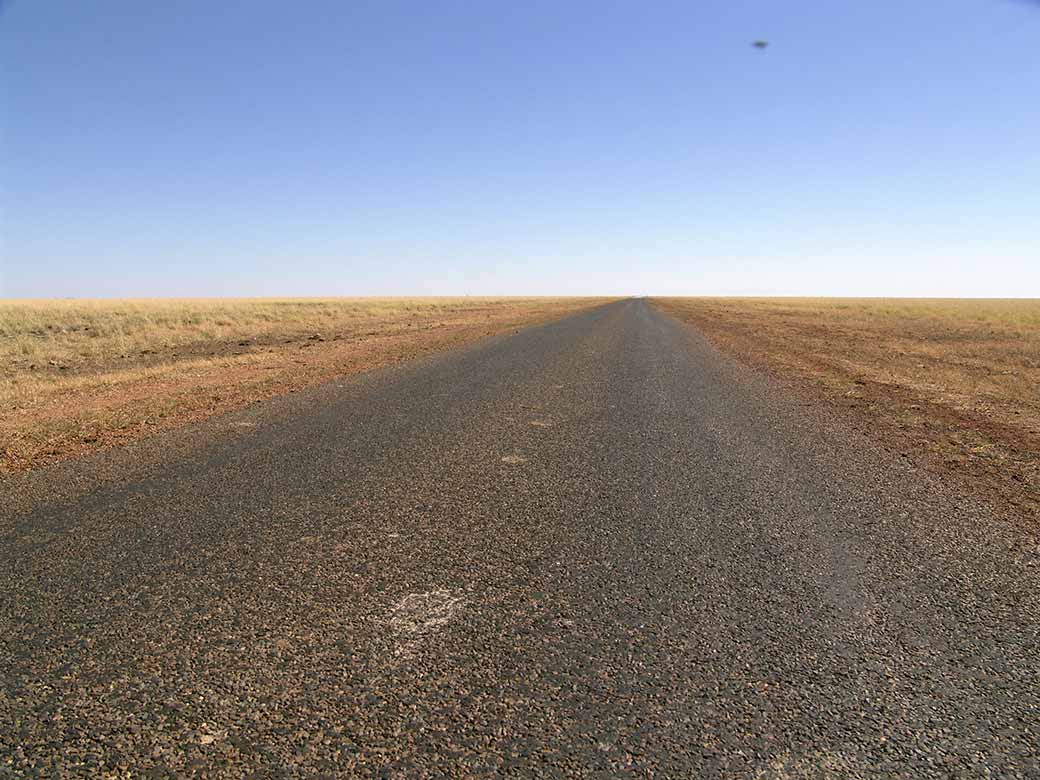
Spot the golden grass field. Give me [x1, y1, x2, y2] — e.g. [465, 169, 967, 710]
[654, 297, 1040, 521]
[1, 297, 612, 473]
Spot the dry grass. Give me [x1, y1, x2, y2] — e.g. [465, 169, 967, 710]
[654, 297, 1040, 521]
[2, 298, 553, 369]
[1, 297, 611, 473]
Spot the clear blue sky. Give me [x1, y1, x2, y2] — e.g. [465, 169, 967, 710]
[2, 0, 1038, 297]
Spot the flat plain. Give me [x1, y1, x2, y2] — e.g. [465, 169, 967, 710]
[654, 297, 1040, 521]
[0, 297, 612, 472]
[3, 299, 1037, 777]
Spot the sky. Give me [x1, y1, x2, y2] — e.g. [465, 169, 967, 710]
[1, 0, 1038, 298]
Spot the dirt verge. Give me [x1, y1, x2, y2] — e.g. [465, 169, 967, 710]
[653, 297, 1040, 523]
[1, 298, 612, 473]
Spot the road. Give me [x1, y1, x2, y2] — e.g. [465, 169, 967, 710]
[2, 299, 1038, 778]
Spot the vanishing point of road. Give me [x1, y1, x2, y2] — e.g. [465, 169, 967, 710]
[2, 299, 1038, 778]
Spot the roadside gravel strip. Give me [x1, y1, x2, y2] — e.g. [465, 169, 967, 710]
[2, 299, 1038, 777]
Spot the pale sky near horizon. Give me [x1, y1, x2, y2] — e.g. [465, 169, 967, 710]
[2, 0, 1038, 298]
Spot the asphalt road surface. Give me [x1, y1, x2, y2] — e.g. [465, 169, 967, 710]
[2, 299, 1038, 779]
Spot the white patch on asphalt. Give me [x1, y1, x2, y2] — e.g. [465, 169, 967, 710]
[756, 748, 869, 779]
[197, 726, 228, 746]
[387, 589, 464, 658]
[501, 454, 527, 464]
[529, 419, 553, 427]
